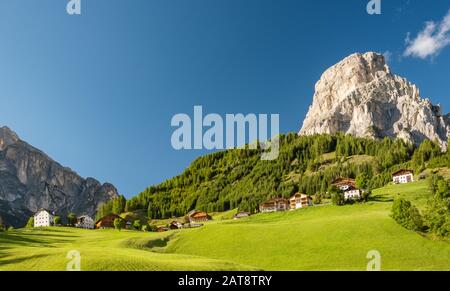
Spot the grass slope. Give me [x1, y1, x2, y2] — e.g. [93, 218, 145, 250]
[1, 180, 449, 270]
[0, 228, 254, 271]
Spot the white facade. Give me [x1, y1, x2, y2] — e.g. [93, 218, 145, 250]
[344, 189, 361, 200]
[290, 194, 313, 210]
[393, 173, 414, 184]
[260, 200, 289, 213]
[34, 210, 54, 227]
[76, 215, 95, 229]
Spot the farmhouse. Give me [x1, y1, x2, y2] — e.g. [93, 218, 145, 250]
[259, 198, 289, 213]
[95, 214, 125, 229]
[392, 170, 414, 184]
[233, 212, 250, 219]
[289, 193, 313, 210]
[169, 221, 183, 229]
[332, 178, 362, 200]
[76, 215, 94, 229]
[34, 209, 54, 227]
[157, 226, 169, 232]
[187, 210, 210, 223]
[332, 178, 356, 191]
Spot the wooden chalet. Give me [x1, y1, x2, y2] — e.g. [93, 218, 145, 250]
[95, 214, 125, 229]
[289, 193, 313, 210]
[233, 212, 250, 219]
[169, 221, 183, 229]
[331, 178, 356, 191]
[259, 198, 289, 213]
[187, 210, 210, 223]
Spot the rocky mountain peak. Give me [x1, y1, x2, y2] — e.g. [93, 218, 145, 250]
[0, 126, 119, 227]
[299, 52, 449, 149]
[0, 126, 19, 151]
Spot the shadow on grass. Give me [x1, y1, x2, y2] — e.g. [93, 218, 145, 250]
[370, 194, 394, 203]
[0, 253, 50, 268]
[0, 231, 79, 248]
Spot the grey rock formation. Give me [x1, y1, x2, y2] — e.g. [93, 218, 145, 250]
[0, 126, 118, 227]
[299, 52, 449, 149]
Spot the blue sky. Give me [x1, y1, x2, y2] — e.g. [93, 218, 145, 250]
[0, 0, 450, 198]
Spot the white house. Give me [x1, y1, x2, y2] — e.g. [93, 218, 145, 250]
[392, 170, 414, 184]
[76, 215, 95, 229]
[344, 189, 361, 200]
[289, 193, 313, 210]
[332, 178, 362, 200]
[34, 209, 54, 227]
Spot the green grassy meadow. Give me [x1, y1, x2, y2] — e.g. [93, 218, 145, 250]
[1, 180, 450, 271]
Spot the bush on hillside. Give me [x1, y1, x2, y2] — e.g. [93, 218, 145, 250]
[424, 196, 450, 237]
[114, 218, 125, 231]
[361, 190, 372, 202]
[26, 217, 34, 228]
[54, 216, 61, 226]
[67, 213, 77, 227]
[132, 220, 141, 230]
[331, 192, 345, 206]
[391, 197, 424, 231]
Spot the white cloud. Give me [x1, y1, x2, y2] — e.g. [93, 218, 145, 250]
[383, 51, 393, 63]
[404, 9, 450, 59]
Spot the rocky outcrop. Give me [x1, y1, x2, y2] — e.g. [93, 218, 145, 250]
[299, 52, 449, 149]
[0, 126, 118, 227]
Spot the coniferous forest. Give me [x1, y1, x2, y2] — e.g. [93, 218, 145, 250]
[111, 133, 450, 219]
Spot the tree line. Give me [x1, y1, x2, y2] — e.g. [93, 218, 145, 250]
[98, 133, 450, 220]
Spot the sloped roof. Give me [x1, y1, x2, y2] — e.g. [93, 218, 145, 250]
[332, 178, 356, 187]
[392, 169, 414, 177]
[33, 209, 54, 217]
[94, 213, 123, 225]
[187, 210, 207, 217]
[260, 197, 289, 206]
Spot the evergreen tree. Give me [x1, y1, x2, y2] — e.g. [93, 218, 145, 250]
[26, 217, 34, 228]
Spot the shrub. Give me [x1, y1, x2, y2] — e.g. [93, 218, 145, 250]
[313, 193, 322, 204]
[361, 190, 372, 202]
[391, 197, 423, 231]
[26, 217, 34, 228]
[132, 220, 141, 230]
[424, 196, 450, 237]
[67, 213, 77, 227]
[114, 218, 125, 231]
[54, 216, 61, 226]
[329, 185, 345, 206]
[331, 192, 345, 205]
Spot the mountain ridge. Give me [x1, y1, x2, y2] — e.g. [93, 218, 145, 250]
[0, 126, 119, 227]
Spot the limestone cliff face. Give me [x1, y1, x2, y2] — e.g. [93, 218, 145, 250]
[299, 52, 449, 149]
[0, 126, 118, 227]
